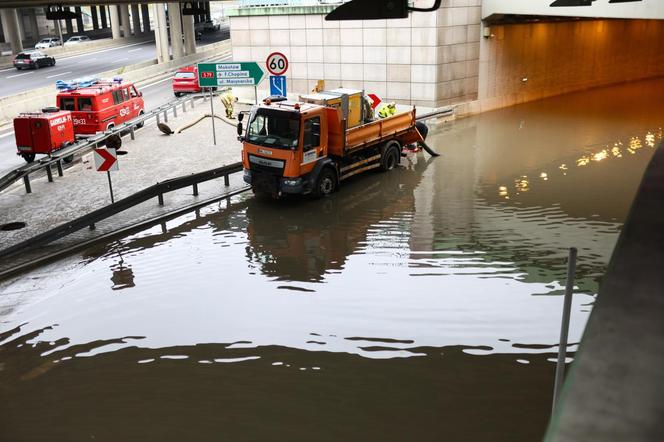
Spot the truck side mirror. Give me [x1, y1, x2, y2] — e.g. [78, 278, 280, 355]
[237, 122, 243, 137]
[238, 113, 244, 122]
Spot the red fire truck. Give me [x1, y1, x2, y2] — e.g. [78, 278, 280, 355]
[14, 108, 75, 163]
[14, 77, 145, 163]
[56, 77, 145, 134]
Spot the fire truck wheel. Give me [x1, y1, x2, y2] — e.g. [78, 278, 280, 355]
[174, 92, 182, 97]
[136, 111, 145, 128]
[21, 153, 35, 163]
[315, 168, 336, 198]
[63, 155, 74, 164]
[380, 141, 400, 172]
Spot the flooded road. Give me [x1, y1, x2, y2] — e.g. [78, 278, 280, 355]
[1, 77, 663, 441]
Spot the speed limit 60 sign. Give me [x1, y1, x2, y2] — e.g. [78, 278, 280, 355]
[266, 52, 288, 76]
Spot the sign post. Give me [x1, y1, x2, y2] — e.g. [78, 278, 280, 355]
[209, 87, 216, 145]
[197, 62, 265, 142]
[94, 147, 119, 204]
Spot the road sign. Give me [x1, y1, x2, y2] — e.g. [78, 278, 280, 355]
[270, 75, 287, 97]
[266, 52, 288, 76]
[94, 147, 118, 172]
[197, 62, 265, 87]
[367, 93, 381, 109]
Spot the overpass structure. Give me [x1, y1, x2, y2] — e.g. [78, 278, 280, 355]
[0, 2, 213, 65]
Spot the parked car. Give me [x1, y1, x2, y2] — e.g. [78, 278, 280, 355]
[172, 66, 202, 97]
[35, 37, 61, 49]
[13, 51, 56, 70]
[63, 35, 91, 46]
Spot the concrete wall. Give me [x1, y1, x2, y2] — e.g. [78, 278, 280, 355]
[228, 2, 482, 108]
[473, 19, 664, 113]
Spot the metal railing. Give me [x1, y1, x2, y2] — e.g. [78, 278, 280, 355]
[0, 161, 244, 260]
[0, 92, 209, 195]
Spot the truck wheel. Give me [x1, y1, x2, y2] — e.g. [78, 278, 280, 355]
[380, 141, 400, 171]
[63, 155, 74, 164]
[315, 168, 336, 198]
[21, 153, 35, 163]
[136, 110, 145, 128]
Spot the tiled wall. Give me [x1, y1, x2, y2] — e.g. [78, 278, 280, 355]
[476, 19, 664, 112]
[230, 1, 482, 108]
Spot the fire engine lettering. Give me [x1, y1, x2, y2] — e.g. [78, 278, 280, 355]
[56, 124, 65, 132]
[49, 116, 69, 127]
[119, 107, 130, 117]
[73, 118, 87, 125]
[102, 98, 109, 103]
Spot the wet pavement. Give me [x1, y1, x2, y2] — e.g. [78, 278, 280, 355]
[0, 96, 246, 264]
[1, 77, 663, 441]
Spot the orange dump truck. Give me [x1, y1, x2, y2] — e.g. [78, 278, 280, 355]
[238, 88, 427, 197]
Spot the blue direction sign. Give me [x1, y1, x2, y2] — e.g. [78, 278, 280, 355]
[197, 62, 265, 87]
[270, 75, 287, 97]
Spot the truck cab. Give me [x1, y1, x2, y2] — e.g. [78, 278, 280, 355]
[239, 89, 426, 198]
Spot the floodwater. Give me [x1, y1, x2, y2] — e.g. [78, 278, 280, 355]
[1, 77, 663, 441]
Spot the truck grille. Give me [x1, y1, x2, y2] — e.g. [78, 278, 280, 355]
[248, 154, 285, 176]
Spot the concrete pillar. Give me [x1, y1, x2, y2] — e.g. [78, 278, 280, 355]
[131, 4, 141, 36]
[110, 5, 121, 39]
[183, 13, 196, 55]
[91, 6, 99, 31]
[152, 3, 170, 63]
[196, 2, 204, 24]
[65, 9, 74, 36]
[100, 6, 108, 29]
[75, 7, 84, 33]
[168, 3, 184, 60]
[141, 4, 151, 34]
[119, 4, 131, 38]
[0, 9, 23, 54]
[29, 9, 40, 40]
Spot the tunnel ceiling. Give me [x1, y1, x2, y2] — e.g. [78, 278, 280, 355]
[484, 13, 602, 25]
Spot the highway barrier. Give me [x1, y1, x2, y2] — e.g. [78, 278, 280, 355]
[0, 161, 244, 261]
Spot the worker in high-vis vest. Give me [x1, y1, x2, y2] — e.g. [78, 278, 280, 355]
[378, 102, 396, 118]
[220, 90, 237, 119]
[363, 95, 374, 123]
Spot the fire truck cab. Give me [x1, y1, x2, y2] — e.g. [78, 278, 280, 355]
[55, 77, 145, 135]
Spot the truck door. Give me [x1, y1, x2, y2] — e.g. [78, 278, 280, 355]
[301, 116, 322, 174]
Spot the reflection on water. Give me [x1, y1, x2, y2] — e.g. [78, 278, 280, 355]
[2, 78, 664, 440]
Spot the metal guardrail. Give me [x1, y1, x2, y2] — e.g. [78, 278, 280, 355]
[0, 92, 212, 195]
[0, 161, 243, 260]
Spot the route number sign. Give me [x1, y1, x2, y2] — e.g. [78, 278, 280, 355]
[266, 52, 288, 76]
[197, 62, 265, 87]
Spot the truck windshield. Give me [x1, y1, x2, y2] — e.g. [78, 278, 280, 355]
[247, 110, 300, 149]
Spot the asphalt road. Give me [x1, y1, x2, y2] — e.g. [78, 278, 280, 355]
[0, 25, 230, 99]
[0, 49, 232, 176]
